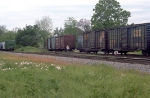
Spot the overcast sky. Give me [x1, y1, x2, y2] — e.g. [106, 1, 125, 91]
[0, 0, 150, 30]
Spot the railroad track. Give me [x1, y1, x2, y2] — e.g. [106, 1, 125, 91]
[3, 51, 150, 65]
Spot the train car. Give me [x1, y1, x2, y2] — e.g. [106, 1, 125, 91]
[108, 27, 121, 54]
[47, 37, 55, 51]
[107, 23, 150, 55]
[95, 30, 109, 54]
[82, 30, 108, 53]
[128, 23, 150, 55]
[47, 35, 76, 51]
[83, 31, 99, 53]
[60, 35, 76, 51]
[77, 36, 84, 52]
[0, 40, 15, 51]
[55, 36, 61, 51]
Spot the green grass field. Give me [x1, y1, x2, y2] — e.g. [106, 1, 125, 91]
[0, 52, 150, 98]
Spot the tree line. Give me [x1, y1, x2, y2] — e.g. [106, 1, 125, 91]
[0, 0, 131, 49]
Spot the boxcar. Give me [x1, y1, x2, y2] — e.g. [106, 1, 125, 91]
[107, 23, 150, 55]
[83, 31, 98, 53]
[108, 28, 121, 54]
[129, 23, 150, 55]
[0, 40, 15, 51]
[47, 37, 55, 51]
[5, 40, 15, 51]
[47, 35, 76, 51]
[61, 35, 76, 51]
[82, 30, 108, 53]
[95, 30, 109, 54]
[77, 36, 84, 52]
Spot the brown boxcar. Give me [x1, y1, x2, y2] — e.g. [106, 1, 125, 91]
[55, 35, 76, 51]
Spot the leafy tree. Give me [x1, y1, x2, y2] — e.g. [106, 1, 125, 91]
[64, 17, 84, 38]
[0, 25, 7, 34]
[77, 19, 91, 32]
[0, 31, 16, 42]
[53, 27, 64, 36]
[35, 16, 53, 33]
[35, 16, 53, 48]
[64, 17, 78, 35]
[15, 25, 40, 47]
[91, 0, 131, 30]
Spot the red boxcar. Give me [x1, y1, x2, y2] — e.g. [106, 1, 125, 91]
[54, 35, 76, 51]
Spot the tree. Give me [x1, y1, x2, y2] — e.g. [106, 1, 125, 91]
[0, 31, 16, 42]
[53, 27, 64, 36]
[0, 25, 7, 34]
[91, 0, 131, 30]
[35, 16, 53, 33]
[64, 17, 84, 38]
[15, 25, 40, 47]
[35, 16, 53, 48]
[12, 27, 21, 33]
[64, 17, 78, 35]
[77, 19, 91, 32]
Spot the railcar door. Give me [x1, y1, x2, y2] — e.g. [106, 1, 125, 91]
[90, 31, 95, 49]
[120, 28, 128, 50]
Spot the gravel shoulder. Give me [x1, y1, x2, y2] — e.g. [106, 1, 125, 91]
[4, 52, 150, 74]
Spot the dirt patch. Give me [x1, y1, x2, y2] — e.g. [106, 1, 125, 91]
[1, 52, 74, 66]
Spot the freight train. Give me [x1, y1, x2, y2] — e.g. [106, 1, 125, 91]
[0, 40, 15, 51]
[47, 22, 150, 56]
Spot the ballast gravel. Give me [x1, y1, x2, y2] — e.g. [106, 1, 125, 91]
[46, 55, 150, 74]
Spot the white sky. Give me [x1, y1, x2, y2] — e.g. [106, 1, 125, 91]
[0, 0, 150, 30]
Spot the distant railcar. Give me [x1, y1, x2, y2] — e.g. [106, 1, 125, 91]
[83, 31, 98, 53]
[47, 35, 76, 51]
[77, 36, 84, 52]
[47, 37, 55, 51]
[0, 40, 15, 51]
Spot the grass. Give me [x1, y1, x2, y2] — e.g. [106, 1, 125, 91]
[0, 52, 150, 98]
[14, 46, 48, 53]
